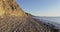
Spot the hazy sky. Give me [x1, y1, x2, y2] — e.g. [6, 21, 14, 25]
[16, 0, 60, 16]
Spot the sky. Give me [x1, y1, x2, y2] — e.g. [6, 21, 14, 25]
[16, 0, 60, 16]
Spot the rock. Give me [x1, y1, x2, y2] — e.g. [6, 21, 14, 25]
[0, 0, 26, 17]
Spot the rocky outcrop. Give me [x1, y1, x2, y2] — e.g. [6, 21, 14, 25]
[0, 0, 27, 17]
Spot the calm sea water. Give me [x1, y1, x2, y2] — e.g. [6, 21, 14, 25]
[39, 17, 60, 24]
[33, 16, 60, 29]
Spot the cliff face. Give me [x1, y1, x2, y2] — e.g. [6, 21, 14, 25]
[0, 0, 26, 17]
[0, 0, 56, 32]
